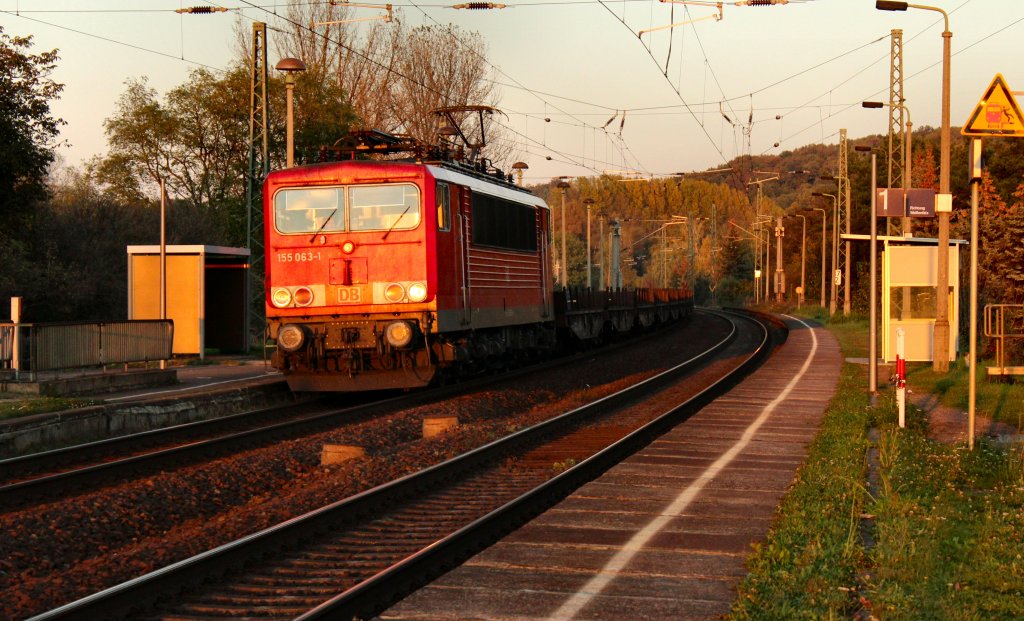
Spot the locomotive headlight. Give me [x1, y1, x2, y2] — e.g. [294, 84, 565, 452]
[384, 320, 414, 349]
[277, 324, 306, 352]
[292, 286, 314, 307]
[271, 287, 293, 308]
[341, 240, 355, 254]
[384, 282, 406, 303]
[407, 282, 428, 302]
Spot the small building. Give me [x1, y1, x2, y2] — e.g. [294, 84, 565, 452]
[128, 245, 250, 357]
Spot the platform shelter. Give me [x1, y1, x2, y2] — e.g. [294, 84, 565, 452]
[127, 245, 250, 358]
[882, 238, 965, 363]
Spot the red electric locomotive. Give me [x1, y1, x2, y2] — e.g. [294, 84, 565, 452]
[264, 130, 555, 391]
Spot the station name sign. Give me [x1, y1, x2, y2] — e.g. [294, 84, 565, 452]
[875, 188, 936, 218]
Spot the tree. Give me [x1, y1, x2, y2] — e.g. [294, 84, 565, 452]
[0, 27, 63, 229]
[271, 2, 402, 134]
[272, 8, 505, 164]
[95, 63, 354, 247]
[391, 25, 499, 147]
[96, 77, 174, 204]
[993, 180, 1024, 303]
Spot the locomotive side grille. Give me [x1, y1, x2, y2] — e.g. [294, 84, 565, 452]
[467, 247, 541, 289]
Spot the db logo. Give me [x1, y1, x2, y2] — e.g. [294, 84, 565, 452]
[337, 287, 362, 303]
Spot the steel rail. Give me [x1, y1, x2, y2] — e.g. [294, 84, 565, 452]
[0, 315, 697, 509]
[29, 309, 765, 621]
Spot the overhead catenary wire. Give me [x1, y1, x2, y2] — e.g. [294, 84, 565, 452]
[5, 0, 1021, 179]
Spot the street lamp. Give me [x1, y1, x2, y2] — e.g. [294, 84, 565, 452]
[812, 192, 838, 315]
[748, 177, 780, 302]
[512, 161, 528, 187]
[876, 0, 952, 371]
[583, 198, 595, 288]
[855, 145, 880, 400]
[275, 57, 306, 168]
[785, 214, 807, 308]
[728, 219, 768, 305]
[556, 180, 570, 288]
[863, 100, 914, 236]
[597, 210, 608, 291]
[752, 215, 772, 304]
[807, 207, 827, 309]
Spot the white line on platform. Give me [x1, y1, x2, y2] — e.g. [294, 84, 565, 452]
[104, 373, 280, 402]
[547, 315, 819, 621]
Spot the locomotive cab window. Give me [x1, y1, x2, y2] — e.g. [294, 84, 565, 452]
[274, 187, 344, 234]
[350, 184, 421, 232]
[436, 182, 451, 232]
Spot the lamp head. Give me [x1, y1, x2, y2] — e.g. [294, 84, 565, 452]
[275, 57, 306, 73]
[876, 1, 909, 10]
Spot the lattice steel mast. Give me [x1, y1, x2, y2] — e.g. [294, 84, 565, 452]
[888, 28, 905, 236]
[838, 129, 850, 315]
[246, 22, 269, 348]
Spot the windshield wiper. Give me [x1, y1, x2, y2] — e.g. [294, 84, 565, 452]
[381, 204, 412, 240]
[309, 208, 338, 244]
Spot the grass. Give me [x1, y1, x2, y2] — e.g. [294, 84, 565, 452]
[865, 416, 1024, 619]
[0, 395, 97, 421]
[730, 311, 1024, 620]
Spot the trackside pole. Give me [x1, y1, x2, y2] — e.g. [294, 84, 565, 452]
[11, 296, 22, 380]
[968, 139, 981, 450]
[896, 327, 906, 428]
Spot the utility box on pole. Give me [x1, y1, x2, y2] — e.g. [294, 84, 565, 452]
[128, 245, 250, 358]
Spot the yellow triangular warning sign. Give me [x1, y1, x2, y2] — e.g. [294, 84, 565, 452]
[962, 74, 1024, 137]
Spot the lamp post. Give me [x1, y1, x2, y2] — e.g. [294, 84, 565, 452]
[877, 0, 952, 371]
[856, 145, 880, 399]
[556, 180, 570, 288]
[808, 208, 827, 309]
[812, 192, 838, 315]
[583, 198, 595, 288]
[729, 218, 769, 305]
[512, 161, 528, 187]
[752, 216, 772, 304]
[787, 214, 807, 307]
[597, 210, 608, 290]
[748, 176, 780, 302]
[275, 58, 306, 168]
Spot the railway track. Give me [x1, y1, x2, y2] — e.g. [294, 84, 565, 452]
[29, 309, 777, 621]
[0, 312, 718, 511]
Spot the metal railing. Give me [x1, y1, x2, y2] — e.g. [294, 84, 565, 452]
[0, 320, 173, 380]
[983, 304, 1024, 376]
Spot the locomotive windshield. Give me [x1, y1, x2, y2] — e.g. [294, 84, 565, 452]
[273, 184, 421, 235]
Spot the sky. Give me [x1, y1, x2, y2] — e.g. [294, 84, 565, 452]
[2, 0, 1023, 184]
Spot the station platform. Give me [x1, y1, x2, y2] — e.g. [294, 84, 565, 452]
[381, 315, 842, 621]
[0, 358, 293, 457]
